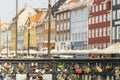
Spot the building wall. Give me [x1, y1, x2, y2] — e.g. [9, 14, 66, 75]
[88, 0, 111, 49]
[112, 0, 120, 43]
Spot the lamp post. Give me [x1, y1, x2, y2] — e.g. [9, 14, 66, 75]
[47, 0, 51, 57]
[6, 27, 9, 58]
[28, 15, 31, 56]
[15, 0, 18, 58]
[28, 26, 30, 56]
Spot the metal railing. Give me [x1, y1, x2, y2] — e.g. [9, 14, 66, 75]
[0, 58, 119, 80]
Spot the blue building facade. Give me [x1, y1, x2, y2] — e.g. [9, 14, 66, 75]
[70, 5, 90, 50]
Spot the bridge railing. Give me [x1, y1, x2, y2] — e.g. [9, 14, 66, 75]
[0, 58, 119, 80]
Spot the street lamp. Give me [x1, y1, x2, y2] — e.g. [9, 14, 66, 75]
[28, 13, 31, 56]
[47, 0, 51, 57]
[28, 26, 30, 56]
[16, 0, 18, 58]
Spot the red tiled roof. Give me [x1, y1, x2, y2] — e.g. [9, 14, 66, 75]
[30, 13, 43, 22]
[70, 0, 78, 2]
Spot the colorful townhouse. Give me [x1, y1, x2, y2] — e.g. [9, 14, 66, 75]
[0, 23, 10, 52]
[36, 10, 47, 51]
[11, 5, 37, 51]
[112, 0, 120, 43]
[70, 0, 92, 50]
[88, 0, 111, 49]
[28, 9, 47, 51]
[55, 0, 77, 50]
[43, 13, 56, 50]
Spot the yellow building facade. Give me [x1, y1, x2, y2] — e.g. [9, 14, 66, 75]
[24, 28, 37, 49]
[9, 23, 16, 51]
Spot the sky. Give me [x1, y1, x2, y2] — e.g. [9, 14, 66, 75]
[0, 0, 55, 23]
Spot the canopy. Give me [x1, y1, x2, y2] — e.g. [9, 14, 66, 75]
[102, 43, 120, 54]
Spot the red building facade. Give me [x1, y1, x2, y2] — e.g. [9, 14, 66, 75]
[88, 0, 111, 49]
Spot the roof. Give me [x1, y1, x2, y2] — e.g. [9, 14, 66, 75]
[56, 0, 94, 13]
[70, 0, 78, 2]
[0, 23, 8, 27]
[30, 13, 43, 22]
[51, 0, 66, 15]
[71, 0, 94, 10]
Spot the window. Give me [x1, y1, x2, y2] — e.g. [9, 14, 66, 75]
[89, 30, 91, 38]
[57, 24, 59, 31]
[89, 18, 91, 24]
[96, 28, 98, 37]
[118, 26, 120, 40]
[99, 15, 102, 22]
[112, 0, 116, 5]
[99, 4, 102, 11]
[112, 11, 116, 20]
[67, 22, 70, 29]
[92, 17, 94, 24]
[57, 15, 59, 21]
[103, 14, 106, 22]
[92, 29, 94, 38]
[64, 23, 66, 30]
[103, 27, 106, 36]
[117, 0, 120, 5]
[103, 3, 106, 10]
[112, 27, 115, 40]
[117, 10, 120, 19]
[103, 43, 106, 49]
[99, 28, 102, 37]
[92, 6, 94, 12]
[64, 12, 66, 19]
[60, 13, 63, 20]
[96, 16, 98, 23]
[96, 5, 98, 12]
[60, 24, 62, 31]
[68, 12, 70, 18]
[107, 27, 110, 36]
[117, 26, 120, 39]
